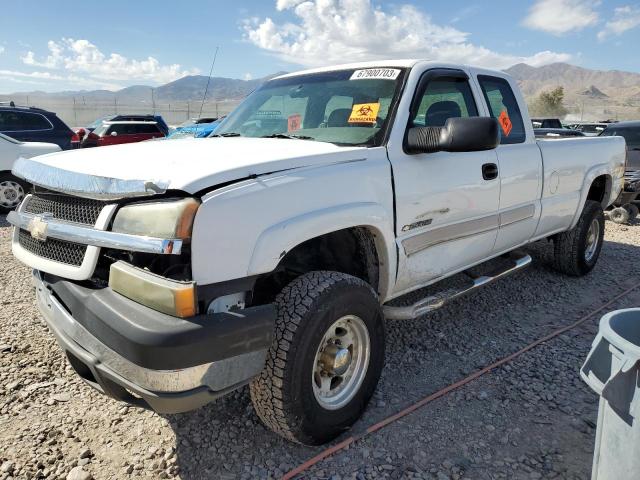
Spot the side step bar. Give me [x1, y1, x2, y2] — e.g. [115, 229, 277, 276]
[383, 252, 532, 320]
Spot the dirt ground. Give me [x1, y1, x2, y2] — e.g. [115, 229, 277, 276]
[1, 214, 639, 480]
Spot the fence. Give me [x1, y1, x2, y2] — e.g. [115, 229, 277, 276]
[1, 96, 244, 128]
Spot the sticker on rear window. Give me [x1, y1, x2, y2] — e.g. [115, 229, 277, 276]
[498, 110, 513, 136]
[350, 69, 400, 80]
[348, 103, 380, 124]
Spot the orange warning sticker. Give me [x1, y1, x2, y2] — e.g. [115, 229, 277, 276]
[288, 114, 302, 132]
[498, 110, 513, 136]
[348, 103, 380, 124]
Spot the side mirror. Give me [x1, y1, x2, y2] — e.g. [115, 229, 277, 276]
[110, 131, 118, 137]
[406, 117, 500, 154]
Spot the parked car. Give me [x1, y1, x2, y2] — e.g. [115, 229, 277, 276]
[573, 122, 608, 136]
[178, 117, 219, 128]
[0, 133, 60, 211]
[167, 119, 222, 139]
[531, 118, 563, 129]
[83, 114, 169, 137]
[599, 121, 640, 222]
[534, 128, 585, 138]
[7, 60, 625, 445]
[81, 121, 165, 147]
[0, 102, 79, 150]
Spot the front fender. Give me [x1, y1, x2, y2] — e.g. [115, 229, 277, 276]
[248, 202, 396, 298]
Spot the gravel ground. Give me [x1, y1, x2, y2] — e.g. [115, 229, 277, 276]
[1, 214, 639, 480]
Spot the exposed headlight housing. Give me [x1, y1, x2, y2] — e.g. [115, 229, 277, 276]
[112, 198, 200, 239]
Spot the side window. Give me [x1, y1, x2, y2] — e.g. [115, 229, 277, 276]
[109, 124, 129, 135]
[411, 77, 478, 127]
[477, 75, 526, 144]
[133, 124, 160, 134]
[19, 112, 52, 130]
[0, 111, 24, 131]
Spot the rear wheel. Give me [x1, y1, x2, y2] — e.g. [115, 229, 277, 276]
[624, 203, 639, 220]
[250, 271, 385, 445]
[553, 200, 605, 276]
[0, 173, 29, 212]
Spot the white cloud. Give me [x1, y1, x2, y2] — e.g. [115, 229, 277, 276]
[0, 68, 124, 90]
[243, 73, 254, 80]
[21, 38, 199, 85]
[598, 5, 640, 40]
[523, 0, 600, 35]
[244, 0, 571, 70]
[0, 46, 5, 55]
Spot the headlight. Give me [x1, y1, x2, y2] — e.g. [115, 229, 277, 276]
[112, 198, 200, 238]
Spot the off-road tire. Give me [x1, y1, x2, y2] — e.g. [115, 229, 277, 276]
[624, 203, 639, 220]
[552, 200, 604, 276]
[249, 271, 385, 445]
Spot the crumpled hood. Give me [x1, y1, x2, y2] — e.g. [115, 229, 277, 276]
[14, 137, 367, 198]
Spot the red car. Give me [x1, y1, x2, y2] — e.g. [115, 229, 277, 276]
[81, 121, 165, 147]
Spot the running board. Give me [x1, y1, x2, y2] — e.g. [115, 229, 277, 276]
[383, 252, 532, 320]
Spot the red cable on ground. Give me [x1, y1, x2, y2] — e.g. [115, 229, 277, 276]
[283, 282, 640, 480]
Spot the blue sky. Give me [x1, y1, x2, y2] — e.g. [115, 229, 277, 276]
[0, 0, 638, 93]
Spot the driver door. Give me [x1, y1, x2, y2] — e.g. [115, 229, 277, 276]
[389, 69, 501, 295]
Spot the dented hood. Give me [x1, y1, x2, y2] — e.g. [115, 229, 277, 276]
[13, 137, 367, 199]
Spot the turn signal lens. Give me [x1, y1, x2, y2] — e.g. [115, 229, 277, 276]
[109, 261, 197, 318]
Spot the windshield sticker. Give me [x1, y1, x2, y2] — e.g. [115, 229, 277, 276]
[288, 114, 302, 132]
[348, 103, 380, 124]
[498, 110, 513, 136]
[350, 68, 401, 81]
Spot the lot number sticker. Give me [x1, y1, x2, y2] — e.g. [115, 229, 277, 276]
[498, 110, 513, 136]
[348, 103, 380, 124]
[350, 69, 401, 80]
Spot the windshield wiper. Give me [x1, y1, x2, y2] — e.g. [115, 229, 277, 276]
[261, 133, 315, 140]
[211, 132, 242, 137]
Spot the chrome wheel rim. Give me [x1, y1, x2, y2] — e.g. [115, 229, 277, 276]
[312, 315, 370, 410]
[584, 218, 600, 262]
[0, 180, 25, 209]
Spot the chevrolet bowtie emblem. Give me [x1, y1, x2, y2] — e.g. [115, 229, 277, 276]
[28, 213, 53, 242]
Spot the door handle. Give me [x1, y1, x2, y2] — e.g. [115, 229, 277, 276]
[482, 163, 499, 180]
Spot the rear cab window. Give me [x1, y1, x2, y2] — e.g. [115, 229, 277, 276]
[477, 75, 526, 144]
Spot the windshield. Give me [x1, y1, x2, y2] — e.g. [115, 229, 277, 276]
[600, 126, 640, 149]
[213, 68, 407, 146]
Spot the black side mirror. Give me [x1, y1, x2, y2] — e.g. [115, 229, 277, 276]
[406, 117, 500, 154]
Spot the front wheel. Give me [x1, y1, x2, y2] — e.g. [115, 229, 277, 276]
[0, 173, 29, 213]
[552, 200, 605, 276]
[250, 271, 385, 445]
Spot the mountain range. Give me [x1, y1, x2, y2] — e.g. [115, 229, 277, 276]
[0, 72, 287, 104]
[2, 63, 639, 116]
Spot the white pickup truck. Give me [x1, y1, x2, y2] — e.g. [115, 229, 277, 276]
[8, 60, 626, 445]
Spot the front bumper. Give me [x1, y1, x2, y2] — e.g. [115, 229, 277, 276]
[34, 271, 275, 413]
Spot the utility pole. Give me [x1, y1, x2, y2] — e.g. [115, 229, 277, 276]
[73, 97, 77, 126]
[151, 87, 156, 114]
[114, 97, 118, 114]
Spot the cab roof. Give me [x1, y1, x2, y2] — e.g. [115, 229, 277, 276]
[273, 59, 507, 80]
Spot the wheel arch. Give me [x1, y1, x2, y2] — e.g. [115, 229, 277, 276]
[247, 202, 396, 303]
[570, 167, 612, 229]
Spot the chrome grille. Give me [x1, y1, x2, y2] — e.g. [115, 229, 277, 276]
[18, 229, 87, 266]
[24, 192, 105, 225]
